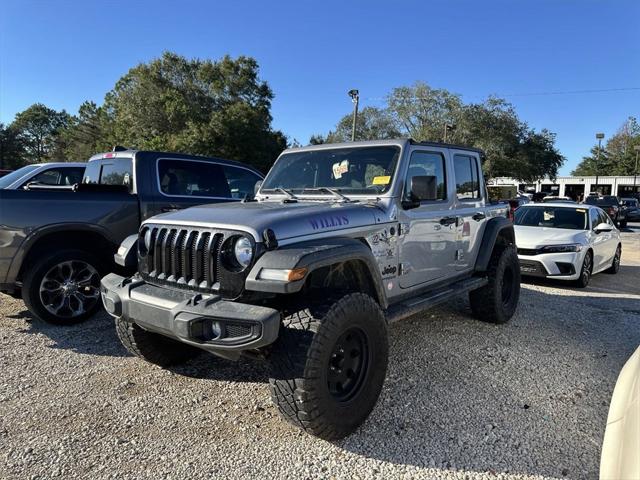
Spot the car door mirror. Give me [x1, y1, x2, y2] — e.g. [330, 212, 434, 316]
[594, 222, 613, 233]
[254, 180, 263, 195]
[410, 175, 437, 202]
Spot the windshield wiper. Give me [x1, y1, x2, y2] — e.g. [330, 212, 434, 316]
[303, 187, 352, 202]
[271, 187, 298, 200]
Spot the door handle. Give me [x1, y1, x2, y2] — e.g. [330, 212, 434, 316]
[439, 216, 457, 226]
[472, 212, 486, 221]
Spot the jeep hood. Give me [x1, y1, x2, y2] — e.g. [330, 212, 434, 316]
[146, 200, 385, 242]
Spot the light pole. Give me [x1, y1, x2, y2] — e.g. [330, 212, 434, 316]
[634, 144, 640, 197]
[595, 132, 604, 194]
[348, 89, 359, 142]
[443, 123, 455, 143]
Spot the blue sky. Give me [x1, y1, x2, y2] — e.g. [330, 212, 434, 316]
[1, 0, 638, 175]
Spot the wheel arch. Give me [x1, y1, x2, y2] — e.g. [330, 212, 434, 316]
[245, 237, 388, 308]
[474, 217, 516, 273]
[16, 225, 116, 282]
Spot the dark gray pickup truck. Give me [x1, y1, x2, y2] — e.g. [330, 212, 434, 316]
[0, 149, 263, 324]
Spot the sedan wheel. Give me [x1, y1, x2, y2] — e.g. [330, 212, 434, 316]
[574, 251, 592, 288]
[605, 245, 621, 274]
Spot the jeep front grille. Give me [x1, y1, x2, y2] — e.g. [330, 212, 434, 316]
[140, 226, 226, 291]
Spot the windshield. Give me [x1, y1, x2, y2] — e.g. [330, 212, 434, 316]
[261, 146, 400, 195]
[515, 206, 588, 230]
[0, 165, 40, 188]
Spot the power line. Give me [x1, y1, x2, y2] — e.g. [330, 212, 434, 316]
[363, 86, 640, 102]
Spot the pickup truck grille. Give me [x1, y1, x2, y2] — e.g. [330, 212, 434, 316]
[140, 226, 226, 291]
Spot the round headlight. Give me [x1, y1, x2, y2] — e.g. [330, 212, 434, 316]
[234, 237, 253, 268]
[144, 229, 152, 250]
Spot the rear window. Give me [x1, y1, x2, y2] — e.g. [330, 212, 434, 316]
[83, 158, 133, 191]
[157, 159, 261, 199]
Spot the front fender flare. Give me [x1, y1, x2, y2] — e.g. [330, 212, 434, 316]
[245, 238, 387, 308]
[474, 216, 516, 272]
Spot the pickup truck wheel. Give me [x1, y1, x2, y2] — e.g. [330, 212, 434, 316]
[115, 318, 201, 367]
[269, 293, 388, 440]
[469, 245, 520, 324]
[22, 249, 104, 325]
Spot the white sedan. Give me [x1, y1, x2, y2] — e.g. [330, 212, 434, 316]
[514, 203, 621, 287]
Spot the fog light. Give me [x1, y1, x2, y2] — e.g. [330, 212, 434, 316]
[211, 321, 222, 339]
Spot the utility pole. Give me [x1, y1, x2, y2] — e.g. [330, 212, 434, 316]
[595, 132, 604, 194]
[634, 145, 640, 198]
[348, 89, 359, 142]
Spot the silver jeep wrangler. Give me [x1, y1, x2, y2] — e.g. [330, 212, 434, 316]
[101, 139, 520, 440]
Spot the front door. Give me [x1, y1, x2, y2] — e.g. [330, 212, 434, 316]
[398, 148, 457, 289]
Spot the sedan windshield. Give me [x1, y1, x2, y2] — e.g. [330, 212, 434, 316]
[515, 206, 588, 230]
[261, 146, 400, 195]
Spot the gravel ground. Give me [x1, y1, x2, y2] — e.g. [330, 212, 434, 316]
[1, 226, 639, 480]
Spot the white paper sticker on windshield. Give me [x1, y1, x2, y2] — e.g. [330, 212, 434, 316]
[332, 160, 349, 179]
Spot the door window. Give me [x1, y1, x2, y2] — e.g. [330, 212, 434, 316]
[404, 151, 447, 201]
[453, 154, 480, 200]
[223, 166, 263, 199]
[158, 159, 260, 199]
[589, 208, 600, 229]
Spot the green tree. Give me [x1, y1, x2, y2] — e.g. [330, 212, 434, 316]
[63, 101, 112, 160]
[322, 83, 565, 181]
[572, 117, 639, 176]
[103, 52, 285, 172]
[326, 106, 402, 143]
[0, 123, 26, 169]
[12, 103, 71, 163]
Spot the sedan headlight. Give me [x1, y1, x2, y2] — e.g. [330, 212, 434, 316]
[234, 236, 253, 268]
[539, 244, 583, 253]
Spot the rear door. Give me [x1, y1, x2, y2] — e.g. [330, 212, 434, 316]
[151, 158, 263, 216]
[397, 146, 457, 288]
[451, 151, 487, 271]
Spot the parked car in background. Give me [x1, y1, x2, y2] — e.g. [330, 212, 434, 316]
[542, 196, 574, 203]
[620, 197, 640, 222]
[514, 203, 621, 287]
[600, 345, 640, 480]
[583, 195, 627, 228]
[0, 162, 86, 190]
[0, 149, 263, 325]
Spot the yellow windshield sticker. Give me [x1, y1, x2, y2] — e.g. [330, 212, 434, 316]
[372, 175, 391, 185]
[576, 208, 586, 212]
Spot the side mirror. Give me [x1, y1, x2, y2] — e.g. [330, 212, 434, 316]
[410, 175, 437, 202]
[594, 222, 613, 233]
[254, 180, 263, 195]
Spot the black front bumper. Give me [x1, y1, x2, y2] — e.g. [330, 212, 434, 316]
[101, 273, 280, 359]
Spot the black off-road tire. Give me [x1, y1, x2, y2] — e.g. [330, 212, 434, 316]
[469, 245, 520, 324]
[115, 318, 201, 367]
[573, 250, 593, 288]
[22, 249, 105, 325]
[269, 293, 388, 440]
[605, 245, 621, 274]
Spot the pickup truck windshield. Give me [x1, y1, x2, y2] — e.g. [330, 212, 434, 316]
[261, 146, 400, 195]
[515, 206, 588, 230]
[0, 165, 39, 188]
[83, 158, 133, 191]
